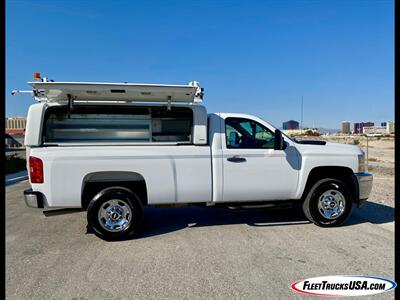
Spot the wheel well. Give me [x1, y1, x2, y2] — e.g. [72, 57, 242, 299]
[81, 171, 148, 208]
[301, 166, 359, 202]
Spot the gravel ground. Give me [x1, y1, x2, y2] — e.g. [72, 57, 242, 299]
[369, 176, 394, 207]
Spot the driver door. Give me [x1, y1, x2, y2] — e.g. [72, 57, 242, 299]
[222, 117, 299, 202]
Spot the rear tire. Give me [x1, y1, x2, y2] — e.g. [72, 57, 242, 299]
[302, 178, 353, 227]
[87, 187, 143, 241]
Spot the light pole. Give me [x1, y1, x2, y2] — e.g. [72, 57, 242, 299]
[364, 134, 369, 172]
[300, 96, 303, 135]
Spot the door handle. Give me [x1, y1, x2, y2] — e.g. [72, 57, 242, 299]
[227, 156, 247, 163]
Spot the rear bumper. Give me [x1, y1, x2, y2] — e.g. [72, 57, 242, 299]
[24, 189, 45, 208]
[354, 172, 373, 206]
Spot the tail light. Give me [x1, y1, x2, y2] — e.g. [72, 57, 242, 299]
[29, 156, 44, 183]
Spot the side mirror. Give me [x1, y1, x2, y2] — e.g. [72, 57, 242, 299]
[274, 129, 284, 150]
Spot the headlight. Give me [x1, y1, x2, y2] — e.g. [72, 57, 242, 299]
[358, 152, 365, 172]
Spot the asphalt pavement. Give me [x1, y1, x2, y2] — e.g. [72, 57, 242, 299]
[6, 181, 395, 299]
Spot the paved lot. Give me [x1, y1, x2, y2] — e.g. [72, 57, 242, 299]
[6, 181, 394, 299]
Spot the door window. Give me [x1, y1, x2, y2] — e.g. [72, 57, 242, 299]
[225, 118, 275, 149]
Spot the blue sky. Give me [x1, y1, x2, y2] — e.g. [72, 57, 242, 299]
[6, 0, 393, 128]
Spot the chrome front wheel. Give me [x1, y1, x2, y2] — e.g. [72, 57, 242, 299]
[317, 189, 346, 220]
[302, 178, 353, 227]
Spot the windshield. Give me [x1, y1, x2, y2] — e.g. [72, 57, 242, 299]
[281, 130, 299, 143]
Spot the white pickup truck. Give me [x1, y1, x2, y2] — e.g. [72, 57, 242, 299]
[19, 75, 373, 240]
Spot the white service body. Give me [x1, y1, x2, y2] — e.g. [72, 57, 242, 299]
[22, 80, 371, 209]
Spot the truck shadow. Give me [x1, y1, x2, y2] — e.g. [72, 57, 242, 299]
[345, 201, 394, 226]
[127, 201, 394, 240]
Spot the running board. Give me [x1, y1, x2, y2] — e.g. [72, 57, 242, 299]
[43, 208, 85, 217]
[225, 201, 300, 211]
[227, 204, 276, 210]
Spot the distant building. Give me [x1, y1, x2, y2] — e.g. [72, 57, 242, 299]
[361, 122, 375, 133]
[352, 121, 375, 134]
[363, 126, 386, 136]
[6, 117, 27, 130]
[341, 121, 350, 134]
[353, 122, 393, 135]
[282, 120, 299, 130]
[353, 123, 360, 134]
[361, 122, 374, 134]
[5, 117, 26, 148]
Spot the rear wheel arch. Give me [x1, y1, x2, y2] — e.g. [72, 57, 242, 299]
[81, 171, 148, 208]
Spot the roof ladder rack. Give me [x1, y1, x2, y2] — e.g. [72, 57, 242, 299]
[67, 94, 77, 112]
[15, 77, 204, 104]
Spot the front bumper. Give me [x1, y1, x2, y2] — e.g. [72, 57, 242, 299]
[354, 172, 373, 205]
[24, 189, 45, 208]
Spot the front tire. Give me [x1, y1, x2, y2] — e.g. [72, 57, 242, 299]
[302, 178, 353, 227]
[87, 187, 143, 241]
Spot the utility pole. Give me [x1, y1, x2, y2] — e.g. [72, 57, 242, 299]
[301, 96, 303, 134]
[366, 134, 369, 172]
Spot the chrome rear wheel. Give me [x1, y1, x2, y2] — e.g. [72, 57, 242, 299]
[98, 199, 132, 232]
[87, 187, 143, 240]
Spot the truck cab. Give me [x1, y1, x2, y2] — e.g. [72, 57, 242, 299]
[17, 75, 373, 240]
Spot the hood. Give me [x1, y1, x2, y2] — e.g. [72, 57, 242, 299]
[294, 140, 363, 156]
[324, 141, 363, 152]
